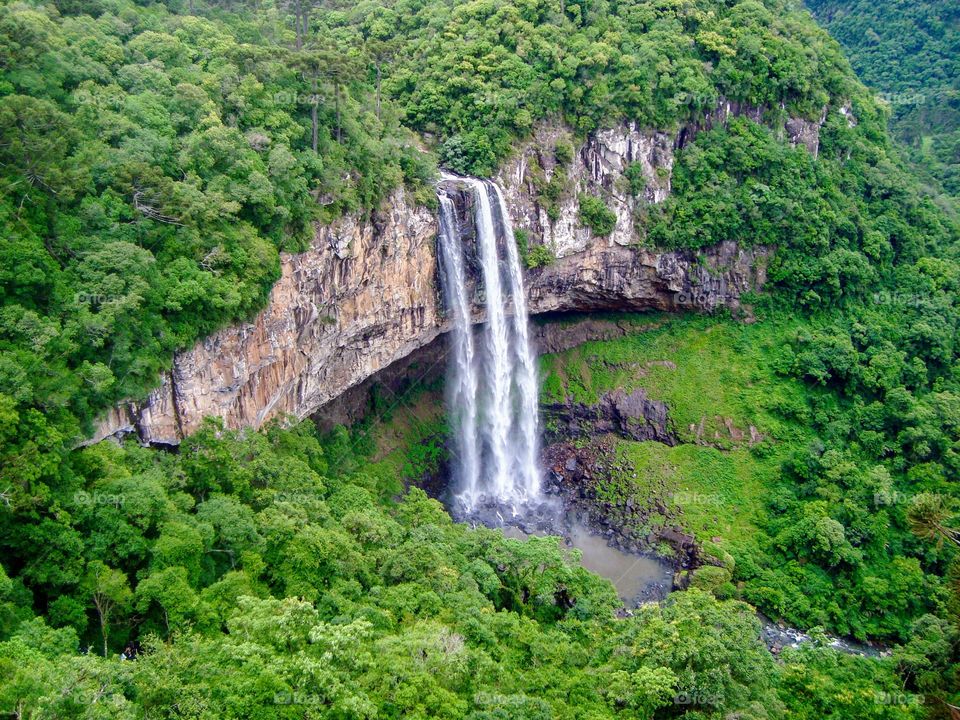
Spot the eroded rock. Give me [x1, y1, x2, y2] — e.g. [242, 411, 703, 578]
[89, 113, 789, 446]
[544, 388, 678, 444]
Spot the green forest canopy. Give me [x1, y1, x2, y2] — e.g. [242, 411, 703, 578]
[1, 0, 960, 715]
[805, 0, 960, 198]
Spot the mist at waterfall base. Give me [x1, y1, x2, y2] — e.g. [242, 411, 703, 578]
[436, 173, 554, 527]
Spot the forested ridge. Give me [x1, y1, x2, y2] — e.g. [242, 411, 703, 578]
[805, 0, 960, 199]
[1, 0, 960, 715]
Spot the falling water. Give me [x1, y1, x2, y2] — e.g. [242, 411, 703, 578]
[437, 196, 480, 503]
[436, 174, 542, 515]
[492, 183, 542, 502]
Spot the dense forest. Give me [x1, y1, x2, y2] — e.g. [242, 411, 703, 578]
[805, 0, 959, 199]
[1, 0, 960, 716]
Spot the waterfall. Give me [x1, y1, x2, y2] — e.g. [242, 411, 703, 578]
[437, 196, 481, 503]
[437, 174, 542, 515]
[491, 183, 542, 502]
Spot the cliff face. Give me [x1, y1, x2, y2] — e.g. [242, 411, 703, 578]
[495, 100, 822, 258]
[89, 192, 440, 445]
[89, 109, 801, 445]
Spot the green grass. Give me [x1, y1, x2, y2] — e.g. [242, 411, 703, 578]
[613, 441, 776, 547]
[540, 313, 816, 552]
[540, 314, 811, 447]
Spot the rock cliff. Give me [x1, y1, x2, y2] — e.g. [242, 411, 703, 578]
[89, 108, 808, 445]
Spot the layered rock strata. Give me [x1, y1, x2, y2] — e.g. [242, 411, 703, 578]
[88, 102, 825, 445]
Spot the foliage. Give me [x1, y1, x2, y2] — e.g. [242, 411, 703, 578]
[578, 194, 618, 236]
[806, 0, 960, 199]
[1, 0, 960, 713]
[378, 0, 857, 175]
[515, 228, 555, 269]
[624, 161, 648, 197]
[0, 418, 861, 719]
[540, 311, 960, 653]
[0, 0, 434, 521]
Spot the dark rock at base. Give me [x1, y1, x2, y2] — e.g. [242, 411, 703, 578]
[543, 388, 679, 445]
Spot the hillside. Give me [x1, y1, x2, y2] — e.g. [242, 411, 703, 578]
[1, 0, 960, 716]
[806, 0, 960, 199]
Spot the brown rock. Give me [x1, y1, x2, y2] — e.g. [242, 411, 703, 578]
[89, 116, 780, 446]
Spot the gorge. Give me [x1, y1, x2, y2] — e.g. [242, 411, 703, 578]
[87, 119, 780, 447]
[5, 0, 958, 711]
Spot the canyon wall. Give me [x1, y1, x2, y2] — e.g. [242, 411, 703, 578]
[88, 106, 816, 445]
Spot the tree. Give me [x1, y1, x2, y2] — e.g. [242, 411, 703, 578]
[908, 493, 960, 548]
[364, 37, 401, 124]
[82, 561, 132, 657]
[298, 40, 363, 147]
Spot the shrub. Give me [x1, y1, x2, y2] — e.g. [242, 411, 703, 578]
[439, 129, 501, 176]
[624, 162, 646, 196]
[554, 140, 574, 166]
[689, 565, 733, 595]
[515, 229, 555, 268]
[578, 194, 617, 236]
[526, 245, 555, 268]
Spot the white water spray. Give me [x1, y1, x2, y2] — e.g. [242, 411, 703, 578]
[492, 183, 542, 503]
[436, 174, 542, 514]
[437, 196, 481, 504]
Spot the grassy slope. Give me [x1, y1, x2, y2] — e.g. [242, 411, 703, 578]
[540, 313, 813, 557]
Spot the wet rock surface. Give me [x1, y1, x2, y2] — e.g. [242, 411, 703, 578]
[541, 439, 702, 571]
[543, 387, 679, 444]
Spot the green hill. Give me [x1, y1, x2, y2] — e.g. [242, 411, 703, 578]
[806, 0, 960, 200]
[1, 0, 959, 715]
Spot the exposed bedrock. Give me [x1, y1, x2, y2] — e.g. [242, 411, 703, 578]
[543, 388, 679, 445]
[88, 107, 811, 445]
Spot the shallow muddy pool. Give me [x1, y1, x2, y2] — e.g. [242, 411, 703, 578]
[567, 524, 674, 604]
[502, 520, 674, 606]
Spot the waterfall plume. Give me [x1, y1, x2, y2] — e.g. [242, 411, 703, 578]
[436, 174, 542, 515]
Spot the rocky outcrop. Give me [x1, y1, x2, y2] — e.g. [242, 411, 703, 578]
[544, 388, 678, 445]
[496, 123, 674, 256]
[677, 99, 825, 157]
[89, 110, 792, 446]
[496, 101, 825, 259]
[528, 240, 768, 314]
[542, 439, 702, 568]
